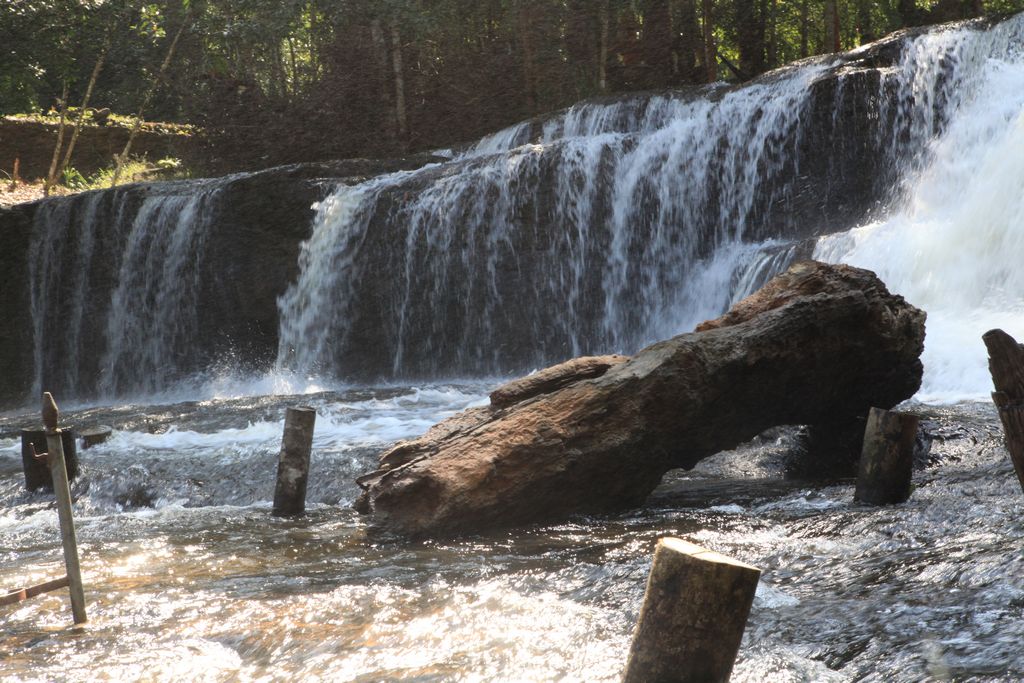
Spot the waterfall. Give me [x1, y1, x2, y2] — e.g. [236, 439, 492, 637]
[816, 14, 1024, 400]
[276, 64, 836, 381]
[29, 191, 104, 398]
[23, 15, 1023, 401]
[28, 186, 221, 399]
[99, 191, 219, 396]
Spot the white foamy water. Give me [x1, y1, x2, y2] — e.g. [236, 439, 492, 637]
[275, 65, 827, 381]
[816, 14, 1024, 401]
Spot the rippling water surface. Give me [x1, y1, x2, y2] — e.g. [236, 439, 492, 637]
[1, 385, 1021, 681]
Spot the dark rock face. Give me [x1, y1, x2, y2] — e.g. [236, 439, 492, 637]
[0, 204, 35, 405]
[354, 262, 926, 538]
[4, 156, 442, 404]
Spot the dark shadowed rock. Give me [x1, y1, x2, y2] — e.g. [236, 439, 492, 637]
[0, 204, 34, 407]
[355, 261, 926, 537]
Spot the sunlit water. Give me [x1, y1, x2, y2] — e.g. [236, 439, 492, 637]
[2, 385, 1022, 681]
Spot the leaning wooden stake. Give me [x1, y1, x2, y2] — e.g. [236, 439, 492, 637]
[854, 407, 919, 505]
[624, 537, 761, 683]
[983, 328, 1024, 492]
[272, 407, 316, 516]
[40, 392, 87, 624]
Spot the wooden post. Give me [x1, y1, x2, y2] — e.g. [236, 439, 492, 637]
[983, 328, 1024, 492]
[40, 392, 87, 624]
[21, 428, 77, 491]
[854, 407, 918, 505]
[623, 537, 761, 683]
[272, 407, 316, 517]
[80, 425, 113, 449]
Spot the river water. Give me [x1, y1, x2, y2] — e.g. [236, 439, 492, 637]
[1, 384, 1021, 681]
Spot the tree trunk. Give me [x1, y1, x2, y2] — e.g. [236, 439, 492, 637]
[799, 0, 810, 57]
[599, 0, 610, 91]
[825, 0, 841, 53]
[898, 0, 918, 27]
[735, 0, 764, 78]
[642, 0, 675, 87]
[58, 38, 111, 187]
[390, 20, 408, 147]
[272, 407, 317, 516]
[676, 0, 703, 83]
[111, 10, 192, 187]
[765, 0, 778, 69]
[518, 2, 539, 113]
[42, 81, 70, 197]
[355, 261, 926, 537]
[702, 0, 717, 82]
[371, 19, 395, 140]
[856, 0, 875, 44]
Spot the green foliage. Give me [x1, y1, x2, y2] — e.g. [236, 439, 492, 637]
[61, 165, 88, 190]
[58, 156, 191, 193]
[3, 0, 1024, 171]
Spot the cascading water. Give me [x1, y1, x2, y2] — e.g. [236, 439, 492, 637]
[817, 14, 1024, 400]
[28, 190, 107, 398]
[276, 65, 832, 381]
[99, 190, 219, 397]
[28, 185, 222, 400]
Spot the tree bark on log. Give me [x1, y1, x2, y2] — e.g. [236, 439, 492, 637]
[983, 328, 1024, 492]
[355, 261, 926, 538]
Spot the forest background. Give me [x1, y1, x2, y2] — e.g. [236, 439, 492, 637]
[3, 0, 1024, 176]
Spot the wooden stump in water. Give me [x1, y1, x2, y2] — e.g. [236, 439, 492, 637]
[623, 537, 761, 683]
[81, 425, 113, 449]
[21, 428, 77, 491]
[983, 329, 1024, 492]
[273, 407, 316, 517]
[854, 407, 918, 505]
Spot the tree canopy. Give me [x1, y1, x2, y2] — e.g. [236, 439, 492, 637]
[3, 0, 1022, 173]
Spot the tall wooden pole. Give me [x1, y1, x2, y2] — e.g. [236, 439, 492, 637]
[41, 392, 87, 624]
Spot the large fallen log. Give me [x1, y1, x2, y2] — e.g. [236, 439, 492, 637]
[355, 261, 926, 537]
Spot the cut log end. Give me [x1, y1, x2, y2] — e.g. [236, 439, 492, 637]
[854, 407, 918, 506]
[623, 537, 761, 683]
[81, 425, 113, 449]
